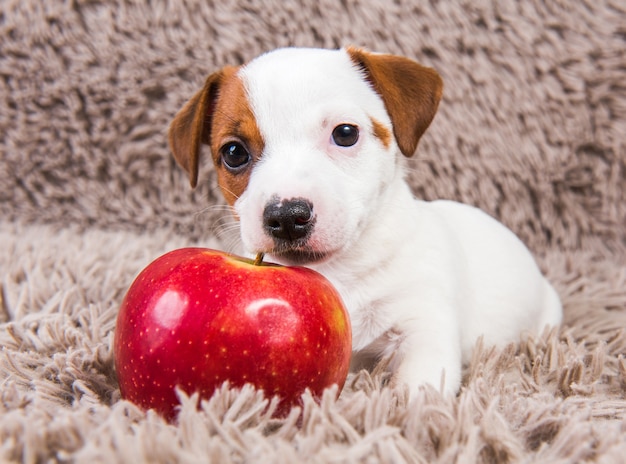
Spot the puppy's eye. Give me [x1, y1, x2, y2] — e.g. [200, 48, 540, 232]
[332, 124, 359, 147]
[220, 142, 251, 171]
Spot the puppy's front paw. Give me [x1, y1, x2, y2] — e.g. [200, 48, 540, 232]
[393, 338, 462, 398]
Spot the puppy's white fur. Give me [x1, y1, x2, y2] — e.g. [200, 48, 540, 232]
[169, 47, 562, 396]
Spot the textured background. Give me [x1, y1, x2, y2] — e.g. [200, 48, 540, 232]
[1, 0, 625, 462]
[2, 0, 624, 250]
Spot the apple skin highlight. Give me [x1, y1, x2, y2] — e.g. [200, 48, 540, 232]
[114, 248, 352, 420]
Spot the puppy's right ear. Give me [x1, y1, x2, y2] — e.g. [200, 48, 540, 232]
[168, 68, 230, 188]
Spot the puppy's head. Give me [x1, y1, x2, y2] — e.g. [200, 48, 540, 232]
[169, 47, 442, 265]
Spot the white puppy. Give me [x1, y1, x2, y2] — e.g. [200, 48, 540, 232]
[169, 47, 562, 396]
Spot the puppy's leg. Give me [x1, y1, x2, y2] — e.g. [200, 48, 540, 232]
[392, 307, 462, 397]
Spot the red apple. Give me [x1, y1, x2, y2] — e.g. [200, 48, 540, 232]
[114, 248, 351, 420]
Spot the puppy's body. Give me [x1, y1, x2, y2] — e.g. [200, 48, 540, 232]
[169, 47, 562, 396]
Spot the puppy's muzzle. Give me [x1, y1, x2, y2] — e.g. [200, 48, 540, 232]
[263, 197, 315, 242]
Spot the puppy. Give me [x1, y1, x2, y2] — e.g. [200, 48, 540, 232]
[168, 47, 562, 396]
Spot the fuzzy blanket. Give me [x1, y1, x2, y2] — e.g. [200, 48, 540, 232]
[1, 0, 625, 462]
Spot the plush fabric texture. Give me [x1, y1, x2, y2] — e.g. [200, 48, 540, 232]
[1, 0, 625, 462]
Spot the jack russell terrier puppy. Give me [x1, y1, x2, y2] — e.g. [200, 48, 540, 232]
[168, 47, 562, 397]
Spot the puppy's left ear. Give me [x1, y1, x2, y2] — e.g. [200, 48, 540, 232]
[347, 47, 443, 157]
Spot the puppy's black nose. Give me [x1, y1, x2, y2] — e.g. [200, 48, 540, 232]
[263, 198, 315, 241]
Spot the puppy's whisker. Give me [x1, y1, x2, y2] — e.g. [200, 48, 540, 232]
[220, 228, 245, 255]
[402, 165, 429, 177]
[403, 155, 433, 174]
[219, 185, 243, 202]
[190, 203, 232, 219]
[210, 215, 242, 251]
[186, 202, 241, 250]
[208, 204, 237, 212]
[220, 235, 243, 256]
[215, 223, 242, 240]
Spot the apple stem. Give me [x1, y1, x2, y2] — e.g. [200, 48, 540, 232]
[253, 252, 265, 266]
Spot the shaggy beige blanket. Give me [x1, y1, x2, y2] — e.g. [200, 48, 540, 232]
[1, 0, 625, 462]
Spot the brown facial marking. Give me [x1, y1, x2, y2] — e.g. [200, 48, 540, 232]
[370, 117, 392, 149]
[210, 68, 265, 206]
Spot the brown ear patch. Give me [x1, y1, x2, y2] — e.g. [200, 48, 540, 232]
[209, 69, 265, 206]
[168, 68, 233, 188]
[347, 47, 443, 157]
